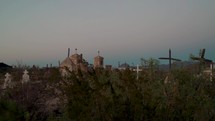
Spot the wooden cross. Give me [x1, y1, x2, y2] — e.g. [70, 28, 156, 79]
[191, 49, 212, 63]
[159, 49, 181, 72]
[191, 48, 213, 77]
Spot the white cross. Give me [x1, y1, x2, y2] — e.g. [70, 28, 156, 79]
[136, 64, 141, 80]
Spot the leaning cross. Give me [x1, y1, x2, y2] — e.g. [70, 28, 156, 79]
[191, 48, 212, 74]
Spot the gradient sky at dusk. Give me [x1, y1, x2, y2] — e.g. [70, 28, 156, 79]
[1, 0, 215, 67]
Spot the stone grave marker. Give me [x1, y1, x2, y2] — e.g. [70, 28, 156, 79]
[2, 73, 12, 89]
[21, 70, 30, 84]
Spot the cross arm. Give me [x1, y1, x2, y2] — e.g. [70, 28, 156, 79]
[171, 58, 181, 61]
[190, 57, 201, 60]
[159, 57, 170, 60]
[203, 58, 212, 63]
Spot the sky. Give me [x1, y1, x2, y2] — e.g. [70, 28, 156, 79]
[0, 0, 215, 67]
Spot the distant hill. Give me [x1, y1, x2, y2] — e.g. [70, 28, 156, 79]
[0, 62, 12, 73]
[158, 61, 197, 71]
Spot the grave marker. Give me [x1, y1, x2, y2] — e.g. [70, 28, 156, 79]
[159, 49, 181, 72]
[2, 73, 12, 89]
[22, 70, 30, 84]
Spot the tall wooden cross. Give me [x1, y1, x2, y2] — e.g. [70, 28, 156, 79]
[159, 49, 181, 72]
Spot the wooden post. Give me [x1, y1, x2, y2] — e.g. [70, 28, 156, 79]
[68, 48, 70, 57]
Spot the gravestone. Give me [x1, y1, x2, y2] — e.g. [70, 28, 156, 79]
[30, 65, 39, 81]
[2, 73, 12, 89]
[22, 70, 30, 84]
[61, 68, 70, 77]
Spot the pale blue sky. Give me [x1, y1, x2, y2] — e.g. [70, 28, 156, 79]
[1, 0, 215, 67]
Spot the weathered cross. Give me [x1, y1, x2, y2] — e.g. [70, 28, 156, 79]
[159, 49, 181, 72]
[190, 49, 212, 63]
[191, 49, 213, 80]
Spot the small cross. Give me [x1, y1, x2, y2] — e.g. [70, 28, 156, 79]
[24, 70, 28, 74]
[5, 73, 11, 78]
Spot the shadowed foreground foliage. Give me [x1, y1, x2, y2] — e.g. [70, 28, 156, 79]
[0, 99, 25, 121]
[1, 68, 215, 121]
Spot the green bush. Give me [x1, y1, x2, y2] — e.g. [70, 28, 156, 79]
[0, 99, 24, 121]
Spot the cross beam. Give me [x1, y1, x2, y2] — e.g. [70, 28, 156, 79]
[159, 49, 181, 71]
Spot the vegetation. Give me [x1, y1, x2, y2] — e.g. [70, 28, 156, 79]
[0, 64, 215, 121]
[0, 99, 25, 121]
